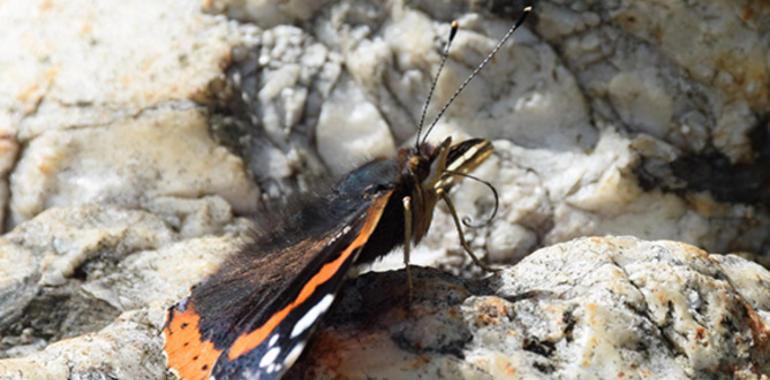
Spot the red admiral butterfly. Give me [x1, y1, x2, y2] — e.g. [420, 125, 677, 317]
[164, 4, 532, 379]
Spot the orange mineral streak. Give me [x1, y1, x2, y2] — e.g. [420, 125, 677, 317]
[227, 192, 392, 360]
[163, 304, 222, 380]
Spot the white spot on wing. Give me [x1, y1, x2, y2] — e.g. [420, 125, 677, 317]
[268, 334, 279, 347]
[290, 294, 335, 339]
[260, 346, 281, 368]
[267, 363, 281, 374]
[284, 341, 307, 368]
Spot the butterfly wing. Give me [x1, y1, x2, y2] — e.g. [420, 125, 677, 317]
[163, 190, 393, 380]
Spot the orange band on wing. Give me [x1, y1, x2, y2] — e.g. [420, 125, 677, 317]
[163, 304, 223, 380]
[227, 191, 392, 360]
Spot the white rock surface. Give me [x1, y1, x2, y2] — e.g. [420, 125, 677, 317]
[213, 0, 769, 262]
[0, 0, 261, 228]
[0, 201, 240, 368]
[1, 0, 248, 139]
[9, 108, 259, 226]
[316, 77, 396, 175]
[537, 0, 769, 161]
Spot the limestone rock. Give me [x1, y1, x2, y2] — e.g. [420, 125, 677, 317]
[202, 0, 332, 28]
[0, 310, 166, 380]
[0, 201, 238, 361]
[9, 108, 259, 227]
[210, 0, 769, 265]
[0, 0, 262, 230]
[2, 208, 768, 379]
[293, 237, 770, 379]
[1, 0, 250, 139]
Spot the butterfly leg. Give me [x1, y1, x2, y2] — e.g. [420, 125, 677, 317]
[438, 189, 499, 273]
[402, 195, 414, 303]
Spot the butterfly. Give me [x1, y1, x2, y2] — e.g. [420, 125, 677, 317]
[163, 4, 533, 379]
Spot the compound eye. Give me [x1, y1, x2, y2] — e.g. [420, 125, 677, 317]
[418, 157, 433, 177]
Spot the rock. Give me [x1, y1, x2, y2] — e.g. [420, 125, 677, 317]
[0, 310, 166, 380]
[3, 209, 768, 379]
[0, 0, 262, 230]
[292, 237, 770, 379]
[210, 23, 344, 196]
[1, 0, 767, 252]
[9, 108, 259, 227]
[2, 0, 251, 139]
[530, 0, 770, 257]
[0, 205, 172, 328]
[203, 0, 332, 28]
[209, 0, 769, 264]
[316, 76, 396, 176]
[0, 201, 240, 361]
[0, 130, 18, 229]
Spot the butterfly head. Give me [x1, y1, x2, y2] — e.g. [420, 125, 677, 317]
[402, 137, 494, 191]
[398, 137, 494, 242]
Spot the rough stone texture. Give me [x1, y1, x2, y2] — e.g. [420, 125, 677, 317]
[1, 0, 769, 379]
[0, 201, 240, 371]
[203, 0, 333, 29]
[0, 310, 165, 380]
[9, 107, 259, 227]
[0, 0, 261, 229]
[292, 237, 770, 379]
[1, 0, 247, 138]
[2, 208, 768, 379]
[206, 0, 770, 265]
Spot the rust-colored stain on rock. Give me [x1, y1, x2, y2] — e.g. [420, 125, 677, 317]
[474, 298, 509, 327]
[695, 326, 706, 341]
[745, 302, 770, 351]
[740, 0, 770, 22]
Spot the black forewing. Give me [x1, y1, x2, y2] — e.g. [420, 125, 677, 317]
[163, 158, 401, 379]
[191, 192, 376, 348]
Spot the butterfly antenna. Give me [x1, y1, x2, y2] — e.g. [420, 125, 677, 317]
[415, 21, 460, 150]
[420, 4, 533, 145]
